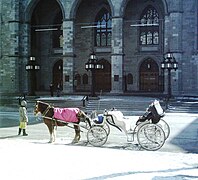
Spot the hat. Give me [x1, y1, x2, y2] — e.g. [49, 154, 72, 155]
[21, 100, 27, 107]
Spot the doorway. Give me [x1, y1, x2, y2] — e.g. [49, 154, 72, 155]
[53, 60, 63, 90]
[95, 59, 111, 92]
[139, 59, 159, 92]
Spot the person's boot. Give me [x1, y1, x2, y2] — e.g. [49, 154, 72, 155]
[23, 129, 28, 136]
[18, 128, 21, 135]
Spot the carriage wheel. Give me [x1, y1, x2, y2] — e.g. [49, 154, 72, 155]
[87, 126, 108, 147]
[157, 119, 170, 139]
[137, 123, 165, 151]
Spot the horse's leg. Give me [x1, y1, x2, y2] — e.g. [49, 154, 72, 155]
[72, 124, 80, 143]
[50, 124, 57, 143]
[52, 126, 57, 142]
[45, 119, 55, 143]
[48, 125, 54, 143]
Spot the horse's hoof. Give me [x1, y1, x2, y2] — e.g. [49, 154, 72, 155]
[71, 137, 80, 144]
[71, 139, 79, 144]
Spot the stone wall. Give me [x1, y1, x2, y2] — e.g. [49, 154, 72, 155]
[0, 0, 198, 96]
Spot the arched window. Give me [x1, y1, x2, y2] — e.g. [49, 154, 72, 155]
[75, 74, 81, 86]
[52, 12, 63, 48]
[127, 73, 133, 84]
[140, 6, 159, 45]
[82, 74, 88, 84]
[95, 8, 112, 47]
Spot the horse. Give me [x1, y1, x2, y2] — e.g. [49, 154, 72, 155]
[34, 101, 91, 143]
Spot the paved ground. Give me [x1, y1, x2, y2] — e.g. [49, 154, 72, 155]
[1, 95, 198, 180]
[0, 112, 197, 153]
[0, 95, 197, 153]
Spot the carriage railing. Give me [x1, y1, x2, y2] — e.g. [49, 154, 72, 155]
[93, 109, 122, 128]
[91, 100, 165, 132]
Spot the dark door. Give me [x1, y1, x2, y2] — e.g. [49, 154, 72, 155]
[95, 59, 111, 92]
[139, 59, 159, 92]
[53, 59, 63, 90]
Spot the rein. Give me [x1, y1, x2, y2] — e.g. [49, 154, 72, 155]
[36, 101, 86, 132]
[36, 101, 54, 121]
[37, 101, 58, 128]
[42, 105, 52, 117]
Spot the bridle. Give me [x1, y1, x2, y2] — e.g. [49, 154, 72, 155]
[35, 101, 54, 120]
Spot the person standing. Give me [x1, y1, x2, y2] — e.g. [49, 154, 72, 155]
[57, 83, 61, 97]
[18, 100, 28, 136]
[49, 83, 54, 97]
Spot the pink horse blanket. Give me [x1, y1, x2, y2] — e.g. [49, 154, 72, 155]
[54, 108, 80, 123]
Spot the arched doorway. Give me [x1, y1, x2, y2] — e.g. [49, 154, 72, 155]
[30, 0, 63, 91]
[53, 60, 63, 90]
[139, 59, 159, 92]
[95, 59, 111, 92]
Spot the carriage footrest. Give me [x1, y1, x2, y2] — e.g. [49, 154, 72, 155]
[127, 130, 135, 134]
[127, 130, 135, 142]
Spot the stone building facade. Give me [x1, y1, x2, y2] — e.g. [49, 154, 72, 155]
[0, 0, 198, 96]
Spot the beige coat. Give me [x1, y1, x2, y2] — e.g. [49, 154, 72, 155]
[19, 106, 28, 122]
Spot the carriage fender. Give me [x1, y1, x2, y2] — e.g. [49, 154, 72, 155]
[107, 111, 127, 134]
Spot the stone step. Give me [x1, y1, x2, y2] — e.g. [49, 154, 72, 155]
[166, 104, 198, 113]
[85, 99, 157, 116]
[85, 99, 198, 115]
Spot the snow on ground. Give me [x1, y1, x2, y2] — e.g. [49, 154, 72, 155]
[0, 139, 197, 180]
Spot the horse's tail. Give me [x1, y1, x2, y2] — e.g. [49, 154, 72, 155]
[79, 110, 92, 128]
[85, 116, 91, 128]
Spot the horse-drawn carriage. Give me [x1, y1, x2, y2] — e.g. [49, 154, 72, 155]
[34, 99, 170, 151]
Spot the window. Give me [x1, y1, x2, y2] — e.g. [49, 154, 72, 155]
[95, 8, 112, 47]
[82, 74, 88, 84]
[52, 12, 63, 48]
[75, 74, 81, 85]
[127, 73, 133, 84]
[140, 6, 159, 45]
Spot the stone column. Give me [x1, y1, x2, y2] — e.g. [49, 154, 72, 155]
[0, 0, 2, 59]
[62, 19, 74, 93]
[111, 17, 124, 93]
[19, 22, 29, 94]
[164, 10, 182, 96]
[7, 1, 20, 94]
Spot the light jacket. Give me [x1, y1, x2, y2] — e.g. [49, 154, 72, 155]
[19, 106, 28, 122]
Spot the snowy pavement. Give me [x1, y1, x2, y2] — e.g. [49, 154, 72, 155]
[0, 112, 198, 179]
[0, 139, 197, 180]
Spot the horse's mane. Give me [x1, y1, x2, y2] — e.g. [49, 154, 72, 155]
[36, 101, 52, 113]
[37, 100, 50, 106]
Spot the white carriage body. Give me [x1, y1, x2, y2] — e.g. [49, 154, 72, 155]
[105, 110, 128, 134]
[153, 100, 164, 116]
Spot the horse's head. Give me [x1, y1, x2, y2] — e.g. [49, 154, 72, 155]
[34, 101, 50, 116]
[34, 101, 40, 116]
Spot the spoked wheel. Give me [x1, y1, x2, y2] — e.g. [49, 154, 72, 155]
[137, 123, 165, 151]
[87, 126, 108, 147]
[157, 119, 170, 139]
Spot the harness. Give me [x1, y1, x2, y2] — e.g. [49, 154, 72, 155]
[42, 105, 51, 117]
[35, 101, 89, 132]
[37, 103, 58, 128]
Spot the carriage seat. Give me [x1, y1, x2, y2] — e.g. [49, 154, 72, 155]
[136, 100, 165, 125]
[93, 114, 104, 124]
